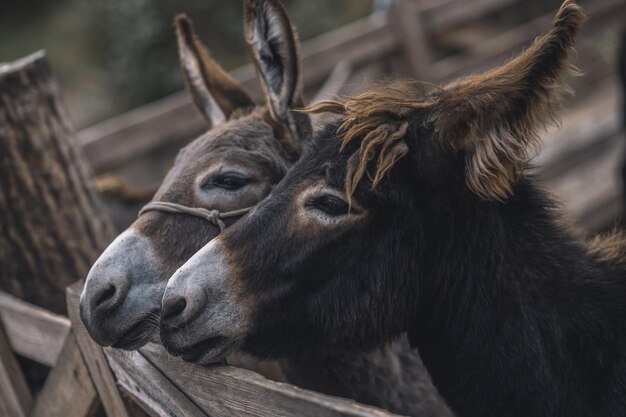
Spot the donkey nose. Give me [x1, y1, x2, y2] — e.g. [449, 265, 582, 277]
[161, 288, 207, 328]
[89, 275, 129, 313]
[162, 296, 187, 321]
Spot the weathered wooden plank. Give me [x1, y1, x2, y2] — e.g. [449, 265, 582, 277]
[432, 0, 625, 82]
[106, 348, 208, 417]
[0, 322, 32, 417]
[140, 344, 401, 417]
[298, 12, 397, 90]
[534, 78, 623, 232]
[419, 0, 520, 32]
[66, 283, 130, 417]
[0, 291, 70, 366]
[30, 333, 99, 417]
[389, 0, 433, 79]
[310, 60, 354, 126]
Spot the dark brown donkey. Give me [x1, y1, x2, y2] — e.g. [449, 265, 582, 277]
[162, 2, 626, 417]
[79, 1, 452, 416]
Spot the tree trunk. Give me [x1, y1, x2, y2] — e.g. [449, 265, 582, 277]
[0, 51, 115, 315]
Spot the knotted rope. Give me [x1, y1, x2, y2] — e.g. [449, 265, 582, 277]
[138, 201, 252, 232]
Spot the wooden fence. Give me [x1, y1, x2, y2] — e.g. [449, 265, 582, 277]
[1, 0, 625, 416]
[0, 284, 403, 417]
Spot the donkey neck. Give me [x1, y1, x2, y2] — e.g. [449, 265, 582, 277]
[411, 180, 626, 417]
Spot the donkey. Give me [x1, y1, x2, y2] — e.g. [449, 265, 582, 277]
[161, 2, 626, 416]
[79, 1, 452, 416]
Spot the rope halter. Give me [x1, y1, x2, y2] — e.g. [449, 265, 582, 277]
[138, 201, 252, 233]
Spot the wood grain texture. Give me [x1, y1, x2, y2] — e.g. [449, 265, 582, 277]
[0, 52, 115, 314]
[0, 291, 70, 366]
[106, 348, 208, 417]
[139, 344, 401, 417]
[432, 0, 624, 82]
[0, 322, 32, 417]
[30, 333, 99, 417]
[67, 283, 130, 417]
[389, 0, 433, 79]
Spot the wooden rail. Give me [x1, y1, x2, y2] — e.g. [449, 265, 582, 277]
[0, 285, 403, 417]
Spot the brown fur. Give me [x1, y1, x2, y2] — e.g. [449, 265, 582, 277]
[587, 228, 626, 267]
[175, 14, 254, 123]
[305, 0, 585, 201]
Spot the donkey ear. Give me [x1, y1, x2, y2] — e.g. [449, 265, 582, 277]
[244, 0, 311, 146]
[431, 0, 585, 200]
[175, 14, 254, 127]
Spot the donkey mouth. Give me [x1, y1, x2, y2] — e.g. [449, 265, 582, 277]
[172, 336, 229, 363]
[111, 316, 159, 350]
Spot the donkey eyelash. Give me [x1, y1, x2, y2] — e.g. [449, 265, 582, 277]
[202, 173, 252, 191]
[305, 194, 351, 216]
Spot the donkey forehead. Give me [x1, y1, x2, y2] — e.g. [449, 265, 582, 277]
[177, 114, 290, 168]
[191, 114, 273, 151]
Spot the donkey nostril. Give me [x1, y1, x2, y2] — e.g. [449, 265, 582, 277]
[95, 284, 116, 308]
[162, 297, 187, 321]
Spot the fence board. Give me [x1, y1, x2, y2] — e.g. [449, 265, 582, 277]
[106, 348, 208, 417]
[139, 344, 402, 417]
[432, 0, 625, 81]
[30, 333, 99, 417]
[0, 291, 70, 366]
[0, 322, 31, 417]
[67, 283, 130, 417]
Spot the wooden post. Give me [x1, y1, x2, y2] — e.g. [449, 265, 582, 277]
[30, 334, 99, 417]
[67, 283, 130, 417]
[0, 51, 116, 315]
[0, 51, 128, 416]
[0, 322, 32, 417]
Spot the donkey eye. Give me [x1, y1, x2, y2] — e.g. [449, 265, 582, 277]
[306, 195, 350, 217]
[204, 174, 251, 191]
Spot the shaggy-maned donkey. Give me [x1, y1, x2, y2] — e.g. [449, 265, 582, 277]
[162, 2, 626, 416]
[79, 1, 451, 415]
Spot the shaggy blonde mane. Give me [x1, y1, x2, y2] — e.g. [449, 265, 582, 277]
[304, 83, 437, 202]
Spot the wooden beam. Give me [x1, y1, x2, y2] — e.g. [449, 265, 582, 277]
[432, 0, 626, 82]
[310, 59, 354, 126]
[30, 333, 99, 417]
[0, 291, 70, 367]
[389, 0, 433, 79]
[0, 322, 32, 417]
[66, 283, 130, 417]
[140, 344, 401, 417]
[106, 348, 208, 417]
[419, 0, 520, 32]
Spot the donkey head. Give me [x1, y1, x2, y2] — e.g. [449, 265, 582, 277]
[80, 0, 310, 349]
[160, 1, 585, 363]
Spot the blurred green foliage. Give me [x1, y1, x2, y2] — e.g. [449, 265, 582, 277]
[0, 0, 372, 127]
